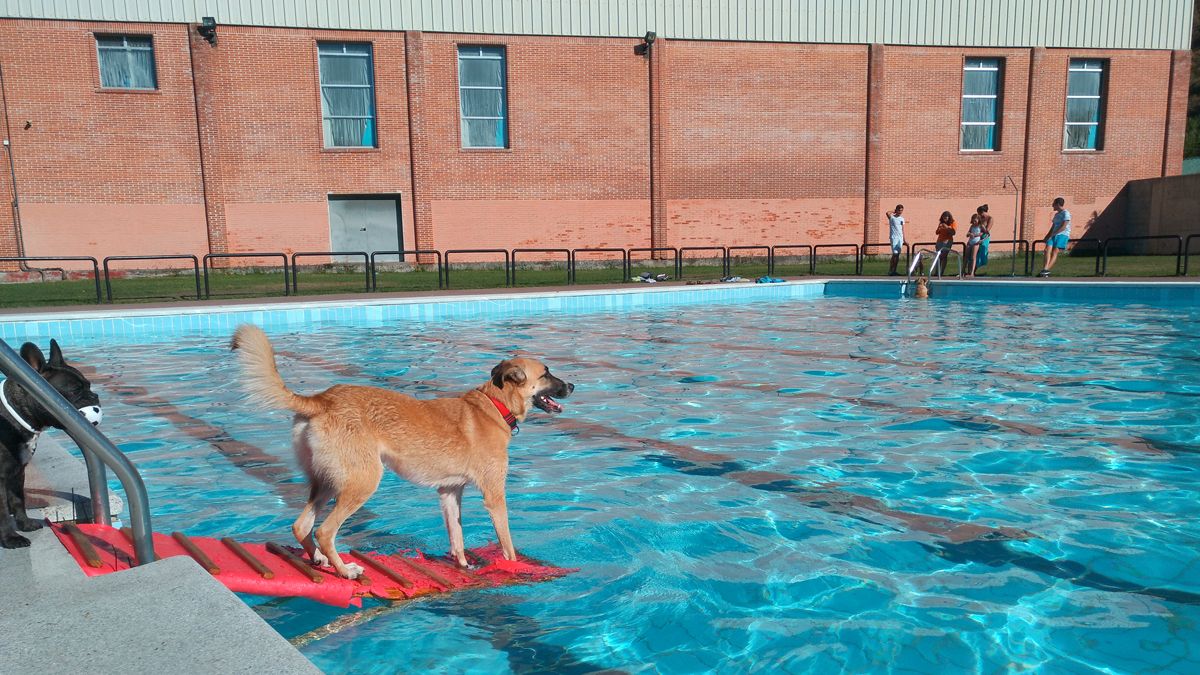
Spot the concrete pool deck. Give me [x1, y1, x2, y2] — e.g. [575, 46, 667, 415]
[0, 437, 318, 674]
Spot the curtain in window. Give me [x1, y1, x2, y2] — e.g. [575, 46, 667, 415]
[97, 36, 156, 89]
[458, 46, 507, 148]
[319, 44, 376, 147]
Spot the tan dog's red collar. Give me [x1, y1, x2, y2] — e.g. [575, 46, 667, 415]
[486, 394, 519, 435]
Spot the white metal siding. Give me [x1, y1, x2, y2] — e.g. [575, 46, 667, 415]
[1, 0, 1192, 50]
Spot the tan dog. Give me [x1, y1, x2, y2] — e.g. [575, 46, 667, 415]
[914, 276, 930, 298]
[231, 325, 573, 579]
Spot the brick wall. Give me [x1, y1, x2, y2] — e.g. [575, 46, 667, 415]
[661, 41, 869, 248]
[0, 20, 207, 268]
[0, 19, 1190, 270]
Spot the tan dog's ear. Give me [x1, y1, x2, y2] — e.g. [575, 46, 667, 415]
[491, 360, 527, 388]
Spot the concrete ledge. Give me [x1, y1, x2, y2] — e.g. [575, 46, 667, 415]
[25, 435, 124, 523]
[0, 536, 318, 674]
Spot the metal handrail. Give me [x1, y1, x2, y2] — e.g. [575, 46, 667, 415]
[511, 248, 571, 286]
[679, 246, 728, 278]
[625, 247, 674, 280]
[290, 251, 371, 294]
[0, 339, 154, 565]
[1100, 235, 1184, 277]
[0, 256, 103, 304]
[907, 247, 962, 282]
[811, 244, 861, 276]
[1186, 234, 1200, 276]
[103, 255, 201, 303]
[443, 249, 511, 288]
[203, 253, 289, 299]
[770, 245, 814, 276]
[369, 250, 443, 290]
[1029, 237, 1101, 276]
[857, 243, 910, 275]
[727, 246, 771, 277]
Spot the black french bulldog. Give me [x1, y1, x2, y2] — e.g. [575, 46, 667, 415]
[0, 340, 101, 549]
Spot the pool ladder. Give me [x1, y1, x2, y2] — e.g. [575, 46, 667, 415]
[903, 248, 963, 296]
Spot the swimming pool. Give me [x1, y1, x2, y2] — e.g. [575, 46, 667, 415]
[55, 292, 1200, 672]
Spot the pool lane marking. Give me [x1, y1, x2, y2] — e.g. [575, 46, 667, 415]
[272, 348, 1032, 545]
[241, 346, 1200, 606]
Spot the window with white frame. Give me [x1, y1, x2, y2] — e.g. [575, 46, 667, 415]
[318, 42, 377, 148]
[96, 35, 157, 90]
[457, 46, 508, 148]
[1065, 58, 1107, 151]
[961, 57, 1002, 151]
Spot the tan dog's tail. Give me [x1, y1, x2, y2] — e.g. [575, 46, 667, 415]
[231, 324, 326, 417]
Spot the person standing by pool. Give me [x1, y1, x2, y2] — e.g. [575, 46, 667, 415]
[1038, 197, 1071, 277]
[934, 211, 956, 277]
[886, 204, 905, 276]
[973, 204, 993, 275]
[964, 211, 984, 278]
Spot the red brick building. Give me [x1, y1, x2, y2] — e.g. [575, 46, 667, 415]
[0, 1, 1191, 267]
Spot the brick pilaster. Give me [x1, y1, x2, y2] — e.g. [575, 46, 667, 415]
[188, 28, 228, 255]
[649, 37, 667, 253]
[863, 43, 885, 245]
[1162, 49, 1190, 177]
[405, 31, 434, 262]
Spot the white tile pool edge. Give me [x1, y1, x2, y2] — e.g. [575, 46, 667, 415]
[0, 281, 823, 341]
[4, 278, 1200, 342]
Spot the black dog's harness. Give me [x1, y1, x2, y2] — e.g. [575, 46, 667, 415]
[0, 380, 38, 436]
[485, 394, 519, 435]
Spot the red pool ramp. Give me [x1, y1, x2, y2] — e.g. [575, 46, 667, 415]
[51, 522, 573, 608]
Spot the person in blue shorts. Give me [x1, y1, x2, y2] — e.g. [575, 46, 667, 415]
[1038, 197, 1071, 277]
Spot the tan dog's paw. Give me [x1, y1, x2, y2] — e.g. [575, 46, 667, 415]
[342, 562, 365, 579]
[309, 550, 330, 567]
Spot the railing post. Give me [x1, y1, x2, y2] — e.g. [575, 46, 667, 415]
[0, 340, 154, 565]
[82, 448, 112, 525]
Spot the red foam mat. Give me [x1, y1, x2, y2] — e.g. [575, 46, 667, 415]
[51, 523, 572, 608]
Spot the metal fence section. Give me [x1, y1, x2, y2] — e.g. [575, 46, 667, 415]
[443, 249, 511, 288]
[858, 243, 908, 275]
[769, 245, 814, 275]
[726, 246, 772, 278]
[811, 244, 860, 276]
[1100, 235, 1184, 277]
[0, 256, 103, 304]
[625, 247, 675, 280]
[679, 247, 728, 278]
[1186, 235, 1200, 276]
[203, 253, 289, 299]
[574, 248, 632, 284]
[290, 251, 371, 294]
[103, 255, 201, 302]
[1029, 237, 1102, 276]
[511, 248, 571, 287]
[370, 249, 443, 291]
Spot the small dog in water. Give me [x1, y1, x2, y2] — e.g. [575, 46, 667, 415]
[0, 340, 102, 548]
[914, 277, 930, 299]
[231, 325, 574, 579]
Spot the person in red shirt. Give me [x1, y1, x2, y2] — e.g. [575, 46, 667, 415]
[934, 211, 956, 277]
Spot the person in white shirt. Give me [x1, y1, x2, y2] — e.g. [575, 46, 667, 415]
[886, 204, 905, 276]
[1038, 197, 1071, 277]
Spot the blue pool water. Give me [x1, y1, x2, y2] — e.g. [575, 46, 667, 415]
[60, 295, 1200, 672]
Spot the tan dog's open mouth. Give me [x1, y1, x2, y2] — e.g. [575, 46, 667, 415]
[533, 393, 564, 413]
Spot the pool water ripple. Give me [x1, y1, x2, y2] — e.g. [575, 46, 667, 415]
[51, 297, 1200, 672]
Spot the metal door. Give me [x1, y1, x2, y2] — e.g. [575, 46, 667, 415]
[328, 195, 402, 262]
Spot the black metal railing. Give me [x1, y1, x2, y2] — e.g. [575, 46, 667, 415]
[0, 339, 154, 565]
[103, 255, 202, 303]
[203, 253, 289, 299]
[1100, 235, 1184, 277]
[1028, 237, 1102, 276]
[975, 239, 1030, 277]
[857, 243, 909, 275]
[512, 248, 571, 287]
[679, 246, 728, 278]
[369, 250, 443, 291]
[625, 247, 675, 281]
[1185, 235, 1200, 276]
[290, 251, 371, 294]
[0, 256, 103, 304]
[812, 244, 860, 276]
[769, 245, 814, 276]
[726, 246, 772, 278]
[443, 249, 511, 288]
